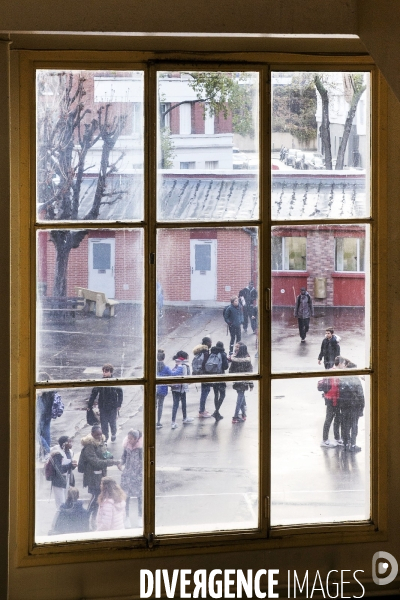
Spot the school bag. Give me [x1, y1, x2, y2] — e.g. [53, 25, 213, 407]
[51, 392, 64, 419]
[223, 305, 231, 323]
[192, 353, 205, 375]
[205, 352, 223, 374]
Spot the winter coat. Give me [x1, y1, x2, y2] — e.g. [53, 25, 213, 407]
[224, 304, 243, 327]
[79, 434, 115, 491]
[37, 391, 55, 423]
[51, 500, 89, 535]
[88, 385, 123, 412]
[209, 346, 229, 374]
[294, 292, 314, 319]
[192, 344, 210, 374]
[338, 377, 365, 415]
[318, 335, 341, 365]
[239, 286, 257, 306]
[170, 359, 191, 393]
[96, 498, 126, 531]
[120, 436, 143, 497]
[156, 361, 172, 397]
[322, 377, 340, 407]
[229, 355, 254, 391]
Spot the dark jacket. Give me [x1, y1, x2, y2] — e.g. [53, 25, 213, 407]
[192, 343, 210, 374]
[156, 361, 172, 397]
[318, 335, 341, 365]
[338, 377, 365, 415]
[224, 304, 243, 327]
[88, 385, 123, 412]
[49, 447, 74, 489]
[78, 434, 115, 491]
[229, 355, 254, 392]
[38, 391, 56, 422]
[294, 292, 314, 319]
[239, 286, 257, 306]
[51, 500, 89, 535]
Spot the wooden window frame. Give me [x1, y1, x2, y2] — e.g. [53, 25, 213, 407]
[13, 50, 388, 567]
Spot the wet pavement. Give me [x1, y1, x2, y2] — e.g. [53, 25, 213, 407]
[35, 304, 368, 541]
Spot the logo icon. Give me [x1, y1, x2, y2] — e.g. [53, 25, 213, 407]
[372, 551, 398, 586]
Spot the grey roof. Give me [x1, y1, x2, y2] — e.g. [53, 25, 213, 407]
[44, 170, 367, 223]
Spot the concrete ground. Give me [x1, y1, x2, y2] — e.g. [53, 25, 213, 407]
[35, 304, 368, 541]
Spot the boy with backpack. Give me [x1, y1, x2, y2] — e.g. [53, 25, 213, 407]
[205, 341, 229, 421]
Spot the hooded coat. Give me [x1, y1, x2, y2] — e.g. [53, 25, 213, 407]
[120, 435, 143, 497]
[78, 434, 115, 491]
[229, 355, 254, 391]
[192, 344, 210, 374]
[96, 498, 126, 531]
[318, 335, 341, 365]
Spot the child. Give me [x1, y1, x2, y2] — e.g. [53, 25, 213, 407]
[118, 430, 143, 528]
[229, 342, 254, 423]
[210, 341, 229, 421]
[50, 487, 89, 535]
[96, 477, 126, 531]
[170, 351, 194, 429]
[156, 349, 172, 429]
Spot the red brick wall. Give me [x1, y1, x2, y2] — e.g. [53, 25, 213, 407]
[157, 229, 191, 301]
[170, 105, 180, 134]
[192, 103, 205, 134]
[216, 229, 252, 302]
[214, 110, 233, 134]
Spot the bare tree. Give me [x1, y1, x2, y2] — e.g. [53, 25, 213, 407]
[37, 72, 127, 297]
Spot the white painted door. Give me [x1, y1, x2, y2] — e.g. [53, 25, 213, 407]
[190, 239, 217, 300]
[88, 238, 116, 299]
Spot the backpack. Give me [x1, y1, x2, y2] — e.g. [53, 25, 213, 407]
[223, 305, 231, 323]
[44, 455, 56, 481]
[317, 379, 331, 393]
[192, 352, 205, 375]
[51, 392, 64, 419]
[205, 352, 223, 374]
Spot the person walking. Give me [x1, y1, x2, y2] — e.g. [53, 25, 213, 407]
[96, 477, 126, 532]
[337, 357, 365, 452]
[87, 364, 123, 442]
[318, 328, 341, 369]
[224, 296, 243, 354]
[192, 337, 213, 418]
[118, 429, 143, 528]
[294, 287, 314, 342]
[78, 424, 120, 525]
[48, 435, 77, 510]
[207, 341, 229, 421]
[170, 351, 194, 429]
[229, 342, 254, 423]
[238, 281, 258, 333]
[156, 349, 172, 429]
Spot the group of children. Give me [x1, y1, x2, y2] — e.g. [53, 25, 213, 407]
[156, 341, 254, 428]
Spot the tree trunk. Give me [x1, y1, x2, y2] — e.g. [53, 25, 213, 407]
[335, 86, 366, 170]
[50, 230, 88, 297]
[314, 76, 333, 170]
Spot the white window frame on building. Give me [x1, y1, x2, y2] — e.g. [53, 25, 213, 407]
[272, 236, 307, 271]
[335, 237, 365, 272]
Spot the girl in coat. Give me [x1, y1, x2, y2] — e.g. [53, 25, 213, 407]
[229, 342, 254, 423]
[118, 429, 143, 527]
[96, 477, 126, 531]
[156, 349, 172, 429]
[170, 351, 194, 429]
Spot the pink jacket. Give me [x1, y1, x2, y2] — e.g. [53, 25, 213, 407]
[96, 498, 125, 531]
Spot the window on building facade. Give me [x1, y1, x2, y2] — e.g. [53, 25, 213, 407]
[18, 56, 382, 561]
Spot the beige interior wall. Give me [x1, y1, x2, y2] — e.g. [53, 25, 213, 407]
[1, 1, 400, 598]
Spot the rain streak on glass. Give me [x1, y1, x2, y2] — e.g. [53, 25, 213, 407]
[157, 71, 259, 222]
[271, 224, 370, 373]
[36, 228, 144, 382]
[35, 386, 144, 543]
[36, 70, 144, 222]
[271, 72, 370, 220]
[271, 376, 370, 526]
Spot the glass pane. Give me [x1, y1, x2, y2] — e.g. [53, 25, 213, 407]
[35, 385, 143, 543]
[272, 225, 369, 373]
[157, 71, 259, 221]
[155, 380, 258, 534]
[156, 227, 259, 369]
[36, 228, 144, 381]
[271, 375, 370, 525]
[36, 70, 144, 222]
[271, 71, 370, 220]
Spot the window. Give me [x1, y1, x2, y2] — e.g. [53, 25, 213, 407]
[335, 237, 365, 271]
[16, 53, 386, 566]
[271, 237, 307, 271]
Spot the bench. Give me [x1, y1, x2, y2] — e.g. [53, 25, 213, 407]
[40, 296, 85, 319]
[75, 287, 119, 317]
